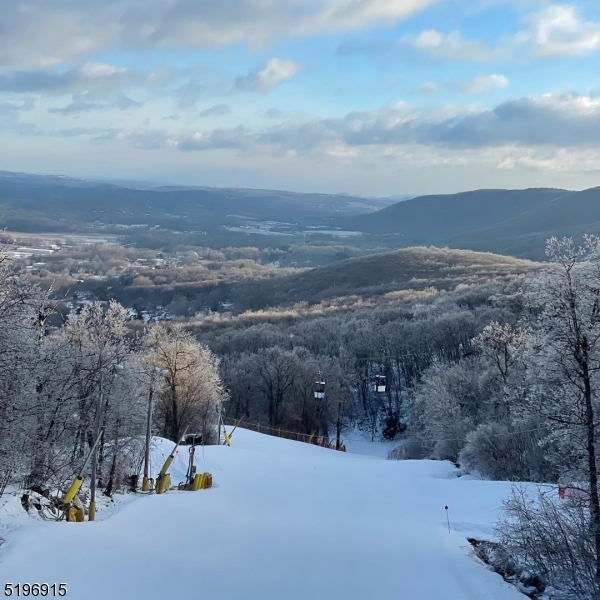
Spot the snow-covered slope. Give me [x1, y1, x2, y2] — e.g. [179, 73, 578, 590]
[0, 430, 524, 599]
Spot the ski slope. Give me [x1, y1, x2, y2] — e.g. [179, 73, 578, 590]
[0, 430, 525, 600]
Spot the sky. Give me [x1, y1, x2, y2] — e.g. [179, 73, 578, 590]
[2, 0, 600, 196]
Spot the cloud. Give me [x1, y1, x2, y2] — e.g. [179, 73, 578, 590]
[415, 74, 510, 95]
[0, 98, 34, 117]
[262, 108, 287, 118]
[48, 93, 107, 115]
[114, 93, 142, 110]
[416, 82, 440, 94]
[314, 0, 441, 31]
[526, 5, 600, 58]
[178, 126, 252, 152]
[177, 60, 297, 103]
[339, 94, 600, 149]
[408, 29, 491, 62]
[0, 0, 438, 72]
[198, 104, 231, 118]
[32, 91, 600, 158]
[169, 93, 600, 154]
[405, 5, 600, 63]
[234, 58, 300, 93]
[460, 74, 510, 94]
[0, 62, 135, 95]
[48, 90, 142, 115]
[128, 130, 172, 150]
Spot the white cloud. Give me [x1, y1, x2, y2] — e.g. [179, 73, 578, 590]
[80, 62, 127, 79]
[245, 93, 600, 151]
[414, 75, 510, 95]
[0, 62, 137, 95]
[315, 0, 441, 30]
[527, 5, 600, 58]
[460, 74, 510, 93]
[407, 5, 600, 63]
[0, 0, 439, 73]
[234, 59, 301, 93]
[38, 92, 600, 156]
[409, 30, 490, 61]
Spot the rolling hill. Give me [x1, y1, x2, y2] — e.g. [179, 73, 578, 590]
[343, 188, 566, 240]
[445, 186, 600, 258]
[4, 170, 598, 260]
[0, 170, 392, 234]
[230, 246, 541, 310]
[343, 187, 600, 259]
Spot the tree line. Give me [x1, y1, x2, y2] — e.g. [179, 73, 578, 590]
[0, 250, 222, 499]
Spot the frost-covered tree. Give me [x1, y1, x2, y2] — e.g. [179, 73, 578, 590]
[498, 487, 598, 600]
[27, 301, 146, 494]
[472, 321, 528, 389]
[521, 235, 600, 589]
[146, 323, 221, 442]
[412, 358, 494, 462]
[0, 252, 47, 489]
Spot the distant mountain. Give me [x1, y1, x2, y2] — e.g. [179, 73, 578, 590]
[444, 187, 600, 259]
[342, 187, 600, 259]
[377, 194, 414, 203]
[230, 246, 540, 310]
[4, 170, 599, 260]
[343, 188, 566, 240]
[0, 170, 386, 234]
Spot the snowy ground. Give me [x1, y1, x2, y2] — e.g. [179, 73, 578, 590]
[0, 430, 525, 599]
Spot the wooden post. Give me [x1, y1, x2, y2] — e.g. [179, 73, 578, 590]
[257, 421, 260, 433]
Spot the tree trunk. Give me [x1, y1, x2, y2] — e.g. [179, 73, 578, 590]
[583, 365, 600, 594]
[170, 386, 179, 441]
[105, 418, 121, 497]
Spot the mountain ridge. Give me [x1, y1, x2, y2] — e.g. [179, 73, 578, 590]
[227, 246, 541, 311]
[341, 186, 600, 259]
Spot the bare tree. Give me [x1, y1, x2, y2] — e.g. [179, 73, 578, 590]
[146, 323, 221, 441]
[498, 486, 598, 599]
[524, 235, 600, 593]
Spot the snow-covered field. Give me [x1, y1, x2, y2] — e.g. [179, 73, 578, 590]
[0, 430, 525, 599]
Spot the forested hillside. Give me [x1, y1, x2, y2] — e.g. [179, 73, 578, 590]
[343, 187, 600, 259]
[446, 186, 600, 257]
[226, 246, 540, 311]
[0, 170, 389, 235]
[344, 188, 565, 239]
[0, 254, 222, 500]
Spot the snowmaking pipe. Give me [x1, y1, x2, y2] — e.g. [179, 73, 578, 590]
[62, 429, 104, 510]
[62, 477, 83, 505]
[156, 427, 188, 494]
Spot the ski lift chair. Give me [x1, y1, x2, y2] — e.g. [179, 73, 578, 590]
[374, 375, 387, 394]
[314, 381, 325, 400]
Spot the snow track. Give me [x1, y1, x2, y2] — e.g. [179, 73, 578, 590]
[0, 430, 525, 599]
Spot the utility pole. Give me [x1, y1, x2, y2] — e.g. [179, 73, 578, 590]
[142, 367, 167, 491]
[142, 378, 154, 492]
[336, 398, 342, 450]
[217, 397, 223, 445]
[89, 372, 103, 521]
